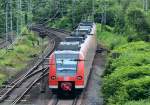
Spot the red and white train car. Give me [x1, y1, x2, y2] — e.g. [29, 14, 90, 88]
[49, 22, 97, 94]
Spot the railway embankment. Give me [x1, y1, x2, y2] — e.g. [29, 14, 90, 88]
[97, 24, 150, 105]
[0, 27, 48, 86]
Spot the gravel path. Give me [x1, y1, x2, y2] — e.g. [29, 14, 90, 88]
[84, 48, 106, 105]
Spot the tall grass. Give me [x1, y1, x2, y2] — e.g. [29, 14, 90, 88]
[124, 99, 150, 105]
[96, 24, 127, 49]
[0, 28, 47, 86]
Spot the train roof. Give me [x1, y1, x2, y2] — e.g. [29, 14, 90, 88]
[55, 22, 95, 52]
[65, 37, 84, 43]
[75, 29, 91, 34]
[55, 50, 79, 54]
[79, 22, 94, 27]
[71, 32, 87, 37]
[56, 42, 80, 51]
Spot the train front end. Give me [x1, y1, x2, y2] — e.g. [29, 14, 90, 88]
[49, 42, 84, 93]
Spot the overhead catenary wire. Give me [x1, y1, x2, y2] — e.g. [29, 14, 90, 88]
[72, 0, 76, 28]
[1, 0, 34, 50]
[100, 0, 108, 32]
[143, 0, 148, 12]
[5, 1, 8, 46]
[1, 0, 98, 44]
[92, 0, 95, 22]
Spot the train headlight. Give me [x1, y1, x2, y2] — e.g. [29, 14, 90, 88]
[51, 76, 56, 80]
[77, 76, 82, 80]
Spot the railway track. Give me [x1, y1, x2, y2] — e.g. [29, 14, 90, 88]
[0, 34, 16, 49]
[54, 98, 78, 105]
[48, 92, 85, 105]
[10, 71, 49, 105]
[0, 67, 47, 99]
[55, 96, 79, 105]
[0, 40, 8, 49]
[48, 68, 92, 105]
[0, 25, 69, 105]
[47, 27, 71, 35]
[30, 24, 70, 39]
[0, 39, 55, 104]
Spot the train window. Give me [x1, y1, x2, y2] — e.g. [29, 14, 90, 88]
[55, 54, 78, 76]
[78, 26, 92, 30]
[56, 42, 80, 51]
[56, 60, 77, 69]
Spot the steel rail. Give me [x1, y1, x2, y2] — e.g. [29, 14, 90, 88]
[53, 96, 79, 105]
[0, 24, 69, 104]
[29, 24, 71, 36]
[0, 41, 6, 49]
[0, 39, 55, 102]
[11, 70, 49, 105]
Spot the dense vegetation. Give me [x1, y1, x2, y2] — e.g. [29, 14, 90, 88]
[0, 0, 149, 104]
[0, 28, 47, 85]
[101, 40, 150, 105]
[0, 0, 95, 38]
[96, 1, 150, 105]
[0, 0, 149, 40]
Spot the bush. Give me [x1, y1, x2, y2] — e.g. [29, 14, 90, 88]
[125, 76, 150, 100]
[0, 28, 45, 86]
[124, 99, 150, 105]
[48, 16, 72, 30]
[96, 24, 127, 49]
[113, 41, 150, 53]
[103, 42, 150, 76]
[103, 65, 150, 104]
[111, 52, 150, 69]
[102, 41, 150, 105]
[0, 73, 6, 86]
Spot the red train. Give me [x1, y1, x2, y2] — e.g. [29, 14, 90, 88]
[49, 22, 97, 94]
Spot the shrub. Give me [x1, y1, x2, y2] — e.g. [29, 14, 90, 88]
[103, 65, 150, 104]
[111, 51, 150, 69]
[125, 76, 150, 100]
[0, 73, 6, 85]
[113, 41, 150, 53]
[0, 28, 45, 86]
[96, 24, 127, 49]
[102, 41, 150, 105]
[124, 99, 150, 105]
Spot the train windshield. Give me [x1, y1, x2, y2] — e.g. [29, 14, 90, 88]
[55, 53, 78, 76]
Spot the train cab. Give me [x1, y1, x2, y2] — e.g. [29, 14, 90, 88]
[49, 22, 97, 94]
